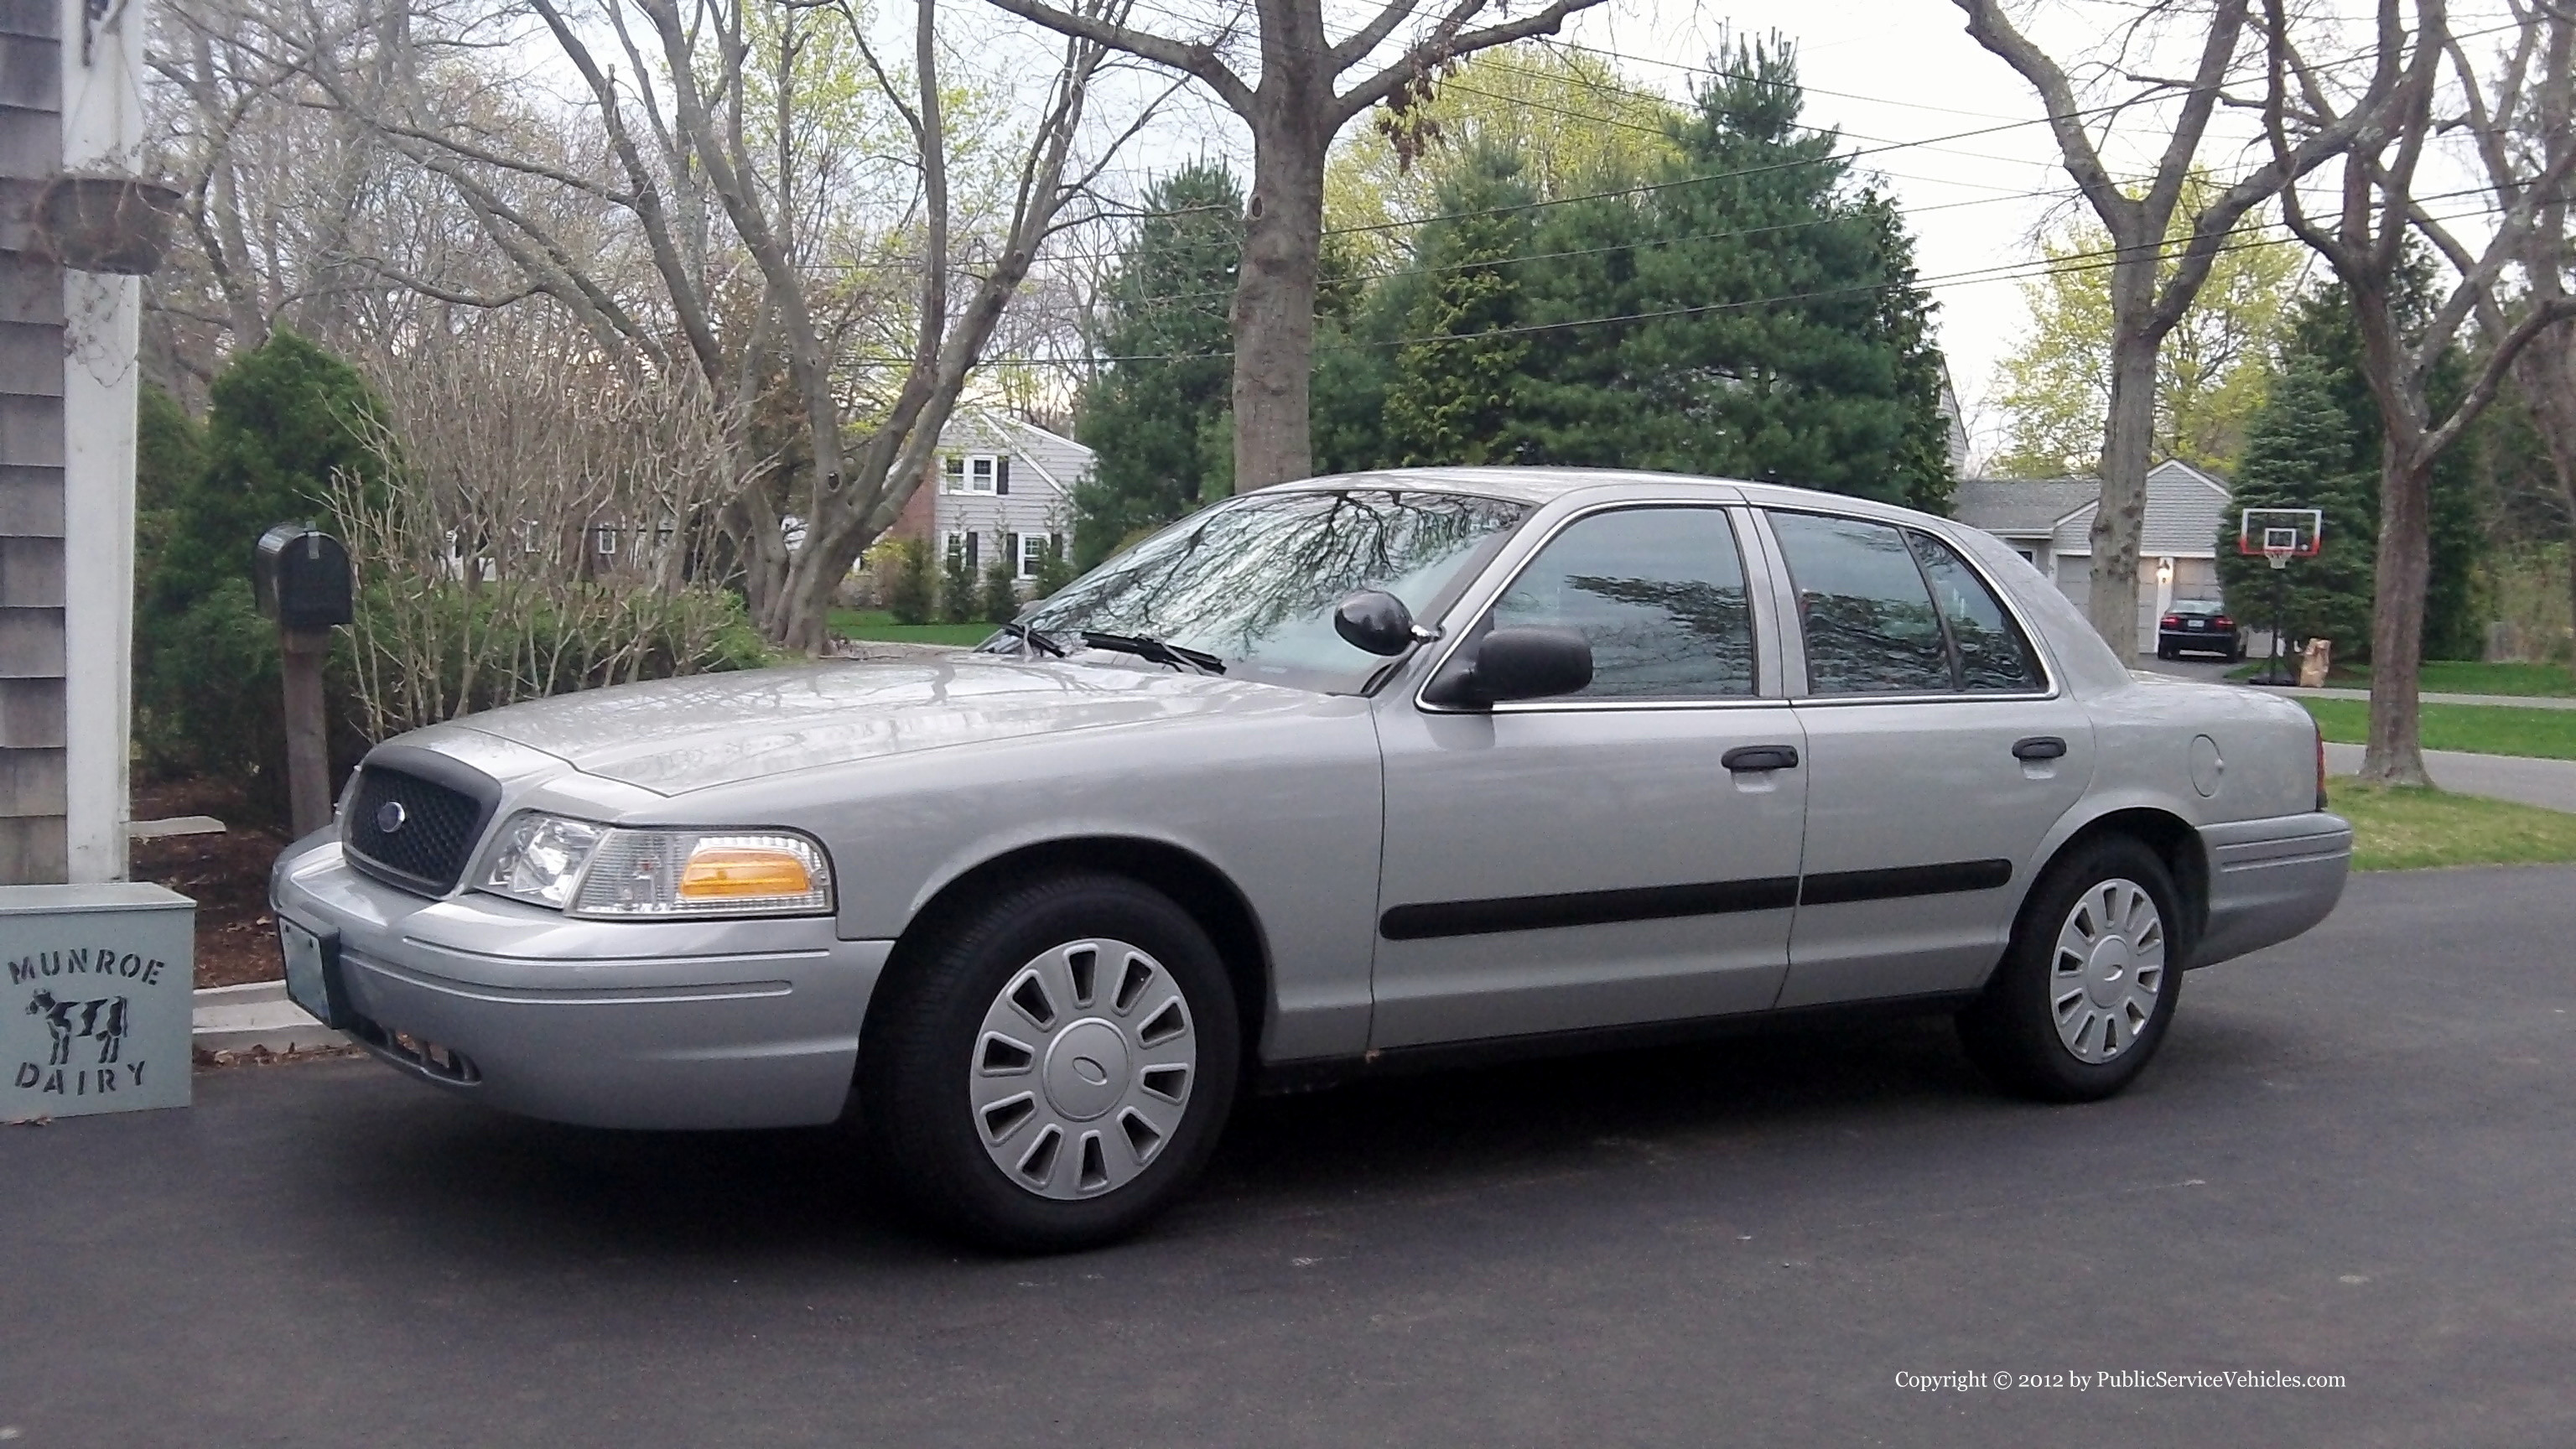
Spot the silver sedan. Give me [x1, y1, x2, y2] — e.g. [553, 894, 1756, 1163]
[271, 470, 2351, 1250]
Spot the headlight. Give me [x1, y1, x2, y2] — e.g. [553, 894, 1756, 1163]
[475, 813, 833, 918]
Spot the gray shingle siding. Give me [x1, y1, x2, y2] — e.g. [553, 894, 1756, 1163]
[0, 6, 63, 880]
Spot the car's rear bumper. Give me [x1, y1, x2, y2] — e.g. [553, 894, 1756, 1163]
[2193, 811, 2352, 968]
[2158, 630, 2240, 652]
[269, 837, 890, 1130]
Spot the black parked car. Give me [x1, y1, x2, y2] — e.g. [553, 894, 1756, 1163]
[2156, 599, 2245, 660]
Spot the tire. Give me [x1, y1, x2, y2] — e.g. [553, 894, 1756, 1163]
[2155, 644, 2175, 661]
[860, 871, 1241, 1252]
[1957, 836, 2185, 1103]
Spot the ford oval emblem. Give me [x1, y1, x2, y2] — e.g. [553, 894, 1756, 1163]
[375, 800, 409, 834]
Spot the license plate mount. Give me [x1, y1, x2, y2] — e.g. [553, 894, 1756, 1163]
[278, 917, 350, 1030]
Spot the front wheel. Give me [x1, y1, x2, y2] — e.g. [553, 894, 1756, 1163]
[1958, 837, 2184, 1102]
[860, 873, 1241, 1252]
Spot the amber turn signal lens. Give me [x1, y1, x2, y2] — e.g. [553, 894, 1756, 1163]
[678, 846, 816, 901]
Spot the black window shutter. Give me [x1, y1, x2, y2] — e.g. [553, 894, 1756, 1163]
[964, 532, 979, 569]
[995, 456, 1010, 495]
[1005, 532, 1020, 574]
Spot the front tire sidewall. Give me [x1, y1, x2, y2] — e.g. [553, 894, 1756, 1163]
[1961, 839, 2185, 1103]
[861, 874, 1241, 1253]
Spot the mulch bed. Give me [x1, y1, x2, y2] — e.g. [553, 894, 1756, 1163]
[130, 777, 292, 989]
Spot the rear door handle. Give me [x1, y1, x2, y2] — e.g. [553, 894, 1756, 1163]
[1722, 745, 1800, 772]
[2012, 735, 2067, 761]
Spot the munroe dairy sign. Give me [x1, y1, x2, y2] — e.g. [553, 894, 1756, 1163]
[2, 885, 195, 1118]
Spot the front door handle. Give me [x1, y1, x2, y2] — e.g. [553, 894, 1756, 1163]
[2012, 735, 2068, 761]
[1722, 745, 1800, 772]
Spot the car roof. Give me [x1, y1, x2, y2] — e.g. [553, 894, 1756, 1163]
[1275, 466, 1950, 530]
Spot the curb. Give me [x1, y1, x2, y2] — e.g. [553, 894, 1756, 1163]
[193, 979, 346, 1055]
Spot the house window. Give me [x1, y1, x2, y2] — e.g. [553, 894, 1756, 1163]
[968, 454, 998, 493]
[593, 525, 618, 557]
[947, 530, 979, 569]
[1017, 532, 1049, 579]
[2012, 547, 2037, 564]
[942, 455, 965, 493]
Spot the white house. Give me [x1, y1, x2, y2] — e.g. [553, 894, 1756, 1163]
[890, 408, 1090, 582]
[1953, 460, 2235, 655]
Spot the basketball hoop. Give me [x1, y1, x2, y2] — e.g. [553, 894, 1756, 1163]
[2262, 526, 2298, 571]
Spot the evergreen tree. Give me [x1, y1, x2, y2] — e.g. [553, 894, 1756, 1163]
[880, 538, 933, 625]
[1379, 144, 1540, 466]
[939, 538, 975, 624]
[2259, 278, 2484, 661]
[150, 328, 387, 615]
[2215, 358, 2377, 655]
[134, 332, 387, 818]
[979, 553, 1021, 625]
[1073, 163, 1242, 564]
[1519, 36, 1950, 505]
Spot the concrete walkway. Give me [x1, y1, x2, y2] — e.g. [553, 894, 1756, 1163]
[2324, 741, 2576, 813]
[2260, 683, 2576, 710]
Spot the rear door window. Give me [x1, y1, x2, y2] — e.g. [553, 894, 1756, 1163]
[1766, 512, 1952, 695]
[1906, 531, 2044, 693]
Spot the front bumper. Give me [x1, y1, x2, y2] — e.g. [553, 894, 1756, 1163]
[2194, 811, 2353, 969]
[270, 837, 890, 1130]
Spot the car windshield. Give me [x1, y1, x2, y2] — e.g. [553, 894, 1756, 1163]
[997, 489, 1530, 692]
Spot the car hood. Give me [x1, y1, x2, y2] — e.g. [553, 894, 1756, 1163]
[416, 656, 1322, 796]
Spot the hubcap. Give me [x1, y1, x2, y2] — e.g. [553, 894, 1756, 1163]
[969, 937, 1196, 1200]
[2049, 878, 2167, 1064]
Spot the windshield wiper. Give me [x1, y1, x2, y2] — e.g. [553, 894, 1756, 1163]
[1078, 631, 1226, 675]
[990, 620, 1067, 657]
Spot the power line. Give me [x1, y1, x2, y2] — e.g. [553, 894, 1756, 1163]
[927, 195, 2511, 369]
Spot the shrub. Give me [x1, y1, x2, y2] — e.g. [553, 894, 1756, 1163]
[1032, 537, 1078, 598]
[980, 555, 1021, 625]
[939, 540, 975, 624]
[881, 538, 934, 624]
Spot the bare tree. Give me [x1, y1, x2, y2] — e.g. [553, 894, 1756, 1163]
[1951, 0, 2398, 652]
[2473, 4, 2576, 683]
[287, 0, 1150, 652]
[2262, 0, 2576, 783]
[976, 0, 1618, 491]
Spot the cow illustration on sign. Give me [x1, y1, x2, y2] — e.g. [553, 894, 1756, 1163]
[25, 990, 129, 1066]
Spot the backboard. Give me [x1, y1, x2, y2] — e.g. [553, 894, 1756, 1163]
[2237, 506, 2323, 560]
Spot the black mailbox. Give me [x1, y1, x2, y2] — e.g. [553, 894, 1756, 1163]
[253, 523, 353, 628]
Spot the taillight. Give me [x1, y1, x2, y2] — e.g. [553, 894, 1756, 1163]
[2161, 615, 2182, 627]
[2211, 616, 2231, 628]
[2314, 719, 2329, 812]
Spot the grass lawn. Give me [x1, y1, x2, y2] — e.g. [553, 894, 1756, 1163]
[828, 609, 995, 647]
[2330, 781, 2576, 871]
[2296, 698, 2576, 761]
[2231, 658, 2576, 697]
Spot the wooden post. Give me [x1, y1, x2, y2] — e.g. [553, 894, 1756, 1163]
[281, 626, 332, 837]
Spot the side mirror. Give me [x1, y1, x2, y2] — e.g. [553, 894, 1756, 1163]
[1424, 626, 1593, 707]
[1332, 589, 1419, 657]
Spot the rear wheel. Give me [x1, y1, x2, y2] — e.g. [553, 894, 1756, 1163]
[860, 873, 1241, 1252]
[1958, 836, 2184, 1102]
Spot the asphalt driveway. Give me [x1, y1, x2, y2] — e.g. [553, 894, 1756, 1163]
[4, 866, 2572, 1448]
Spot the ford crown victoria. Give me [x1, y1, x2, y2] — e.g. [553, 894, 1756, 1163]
[272, 469, 2351, 1250]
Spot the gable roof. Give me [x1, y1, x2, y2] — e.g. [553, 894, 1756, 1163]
[936, 408, 1094, 496]
[1950, 477, 2099, 536]
[2051, 460, 2234, 557]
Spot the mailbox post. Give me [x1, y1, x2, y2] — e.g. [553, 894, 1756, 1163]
[253, 525, 353, 838]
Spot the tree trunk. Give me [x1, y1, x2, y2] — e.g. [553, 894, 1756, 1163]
[2360, 435, 2433, 787]
[2088, 265, 2159, 658]
[1230, 92, 1329, 491]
